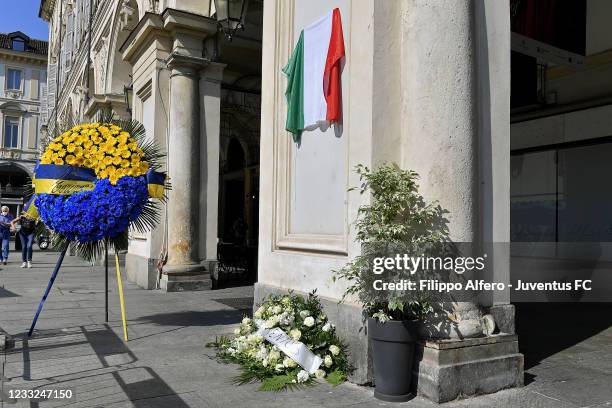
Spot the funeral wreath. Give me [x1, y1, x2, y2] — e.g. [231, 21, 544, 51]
[25, 111, 168, 341]
[30, 111, 168, 259]
[208, 291, 352, 391]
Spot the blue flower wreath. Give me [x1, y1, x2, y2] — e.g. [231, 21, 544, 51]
[35, 176, 149, 242]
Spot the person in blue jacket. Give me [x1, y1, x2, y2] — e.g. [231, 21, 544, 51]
[0, 206, 14, 265]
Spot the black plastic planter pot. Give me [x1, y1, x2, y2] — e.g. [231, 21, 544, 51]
[368, 318, 416, 402]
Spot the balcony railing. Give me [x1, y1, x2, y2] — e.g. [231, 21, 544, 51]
[0, 148, 39, 161]
[0, 186, 28, 196]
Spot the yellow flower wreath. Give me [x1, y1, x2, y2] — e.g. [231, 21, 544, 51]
[40, 123, 150, 185]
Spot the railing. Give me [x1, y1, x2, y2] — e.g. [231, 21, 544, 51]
[0, 186, 28, 196]
[0, 148, 39, 161]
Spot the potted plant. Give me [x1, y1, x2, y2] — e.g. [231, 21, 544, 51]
[333, 163, 449, 402]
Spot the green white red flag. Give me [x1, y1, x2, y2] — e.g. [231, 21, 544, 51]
[283, 8, 345, 142]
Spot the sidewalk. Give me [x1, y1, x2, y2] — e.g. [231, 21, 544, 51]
[1, 251, 611, 407]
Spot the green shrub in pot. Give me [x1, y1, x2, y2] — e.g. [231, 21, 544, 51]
[333, 163, 450, 402]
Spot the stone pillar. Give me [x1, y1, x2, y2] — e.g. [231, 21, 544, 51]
[475, 0, 514, 332]
[400, 1, 523, 401]
[199, 63, 225, 281]
[401, 0, 482, 339]
[161, 53, 212, 291]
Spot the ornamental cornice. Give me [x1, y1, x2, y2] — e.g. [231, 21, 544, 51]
[166, 53, 209, 72]
[39, 0, 58, 21]
[0, 50, 48, 65]
[120, 12, 171, 64]
[83, 93, 127, 118]
[0, 97, 41, 106]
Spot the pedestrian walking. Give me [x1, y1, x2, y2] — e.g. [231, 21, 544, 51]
[11, 213, 37, 268]
[0, 206, 14, 265]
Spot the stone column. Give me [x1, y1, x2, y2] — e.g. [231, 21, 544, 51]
[161, 53, 212, 291]
[475, 0, 514, 332]
[400, 2, 523, 402]
[199, 63, 225, 281]
[401, 0, 483, 339]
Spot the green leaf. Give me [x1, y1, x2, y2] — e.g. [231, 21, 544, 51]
[258, 375, 295, 392]
[232, 369, 267, 386]
[206, 335, 231, 348]
[258, 375, 317, 392]
[325, 370, 346, 386]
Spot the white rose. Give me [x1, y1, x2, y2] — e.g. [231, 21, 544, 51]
[242, 317, 252, 325]
[283, 357, 297, 368]
[272, 305, 282, 314]
[289, 329, 302, 341]
[314, 369, 326, 379]
[268, 350, 281, 362]
[299, 310, 311, 318]
[256, 346, 268, 360]
[264, 315, 279, 328]
[262, 358, 269, 367]
[227, 347, 237, 355]
[303, 316, 315, 327]
[236, 338, 248, 352]
[275, 363, 285, 372]
[247, 334, 262, 344]
[329, 345, 340, 356]
[233, 328, 241, 335]
[280, 312, 290, 326]
[254, 306, 265, 319]
[297, 370, 309, 383]
[324, 355, 333, 368]
[322, 322, 331, 332]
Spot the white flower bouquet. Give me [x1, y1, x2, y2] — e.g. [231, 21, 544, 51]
[208, 291, 351, 391]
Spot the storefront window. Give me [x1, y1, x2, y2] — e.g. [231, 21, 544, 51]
[511, 141, 612, 243]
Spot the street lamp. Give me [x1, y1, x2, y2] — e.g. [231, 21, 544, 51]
[209, 0, 250, 41]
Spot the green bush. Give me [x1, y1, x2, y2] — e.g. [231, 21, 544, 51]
[333, 163, 450, 322]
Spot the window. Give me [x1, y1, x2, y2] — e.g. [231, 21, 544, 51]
[510, 0, 587, 109]
[11, 38, 25, 51]
[511, 141, 612, 243]
[6, 69, 22, 91]
[3, 117, 20, 148]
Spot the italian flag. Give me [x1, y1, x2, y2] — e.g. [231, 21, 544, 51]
[283, 8, 345, 142]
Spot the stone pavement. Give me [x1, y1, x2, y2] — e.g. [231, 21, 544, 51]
[0, 250, 611, 407]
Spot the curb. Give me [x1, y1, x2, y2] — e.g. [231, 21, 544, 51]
[0, 327, 14, 351]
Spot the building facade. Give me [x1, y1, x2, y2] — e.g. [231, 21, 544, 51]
[40, 0, 262, 290]
[39, 0, 612, 402]
[257, 0, 518, 398]
[0, 32, 48, 215]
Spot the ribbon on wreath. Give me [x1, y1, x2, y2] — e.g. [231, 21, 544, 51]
[33, 164, 98, 195]
[255, 320, 323, 374]
[24, 163, 166, 219]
